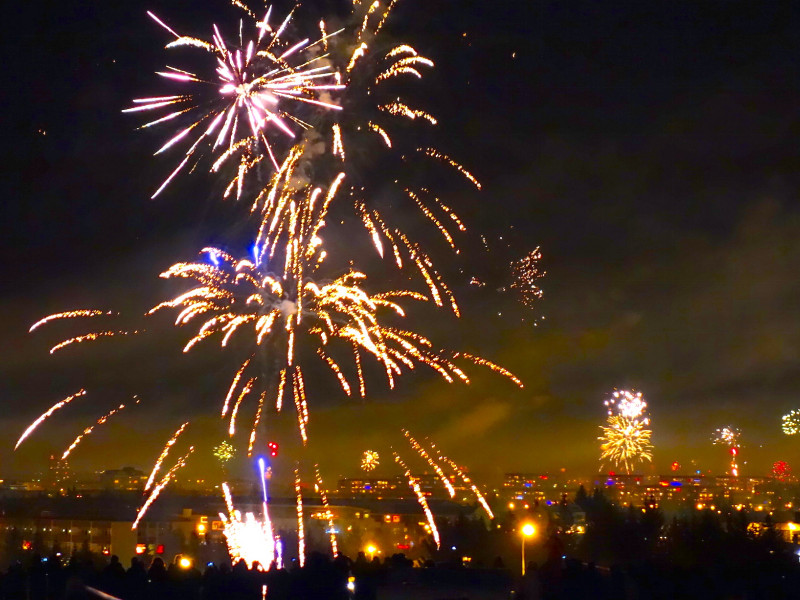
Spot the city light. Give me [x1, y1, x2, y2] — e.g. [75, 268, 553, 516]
[522, 523, 536, 537]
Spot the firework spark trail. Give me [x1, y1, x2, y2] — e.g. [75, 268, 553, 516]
[29, 310, 115, 332]
[15, 390, 87, 450]
[49, 331, 138, 355]
[126, 4, 345, 198]
[62, 397, 141, 460]
[133, 447, 194, 529]
[314, 465, 338, 556]
[429, 446, 495, 519]
[294, 467, 305, 566]
[403, 431, 455, 498]
[145, 422, 190, 491]
[394, 452, 440, 548]
[599, 416, 654, 474]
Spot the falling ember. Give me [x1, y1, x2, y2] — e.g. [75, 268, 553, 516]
[394, 453, 440, 548]
[403, 431, 455, 498]
[431, 447, 495, 520]
[15, 390, 87, 450]
[314, 466, 338, 556]
[133, 447, 194, 529]
[29, 310, 115, 333]
[62, 398, 140, 460]
[145, 422, 190, 491]
[509, 248, 545, 308]
[294, 468, 306, 566]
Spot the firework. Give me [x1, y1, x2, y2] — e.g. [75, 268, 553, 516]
[712, 426, 741, 477]
[294, 467, 305, 567]
[403, 431, 455, 498]
[599, 416, 654, 474]
[126, 4, 344, 198]
[15, 390, 87, 450]
[712, 427, 741, 447]
[133, 447, 194, 529]
[772, 460, 792, 482]
[62, 398, 140, 460]
[428, 445, 495, 520]
[509, 248, 544, 307]
[604, 389, 648, 423]
[782, 410, 800, 435]
[149, 172, 520, 445]
[314, 465, 338, 556]
[145, 423, 190, 491]
[219, 481, 277, 569]
[214, 440, 236, 465]
[394, 453, 440, 549]
[360, 450, 380, 472]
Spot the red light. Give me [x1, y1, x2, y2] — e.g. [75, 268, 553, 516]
[396, 544, 410, 550]
[731, 447, 738, 456]
[671, 461, 680, 472]
[608, 471, 615, 477]
[155, 544, 165, 555]
[268, 442, 279, 457]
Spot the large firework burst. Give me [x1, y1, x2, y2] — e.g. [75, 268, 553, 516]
[599, 416, 654, 474]
[125, 4, 344, 199]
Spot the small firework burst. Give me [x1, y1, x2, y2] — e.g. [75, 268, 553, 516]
[772, 460, 792, 482]
[213, 440, 236, 465]
[605, 389, 648, 422]
[360, 450, 380, 472]
[782, 410, 800, 436]
[509, 247, 544, 307]
[712, 427, 741, 447]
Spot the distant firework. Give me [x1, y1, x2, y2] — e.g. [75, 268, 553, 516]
[509, 247, 544, 307]
[213, 440, 236, 465]
[772, 461, 792, 482]
[712, 426, 741, 477]
[598, 416, 654, 474]
[605, 389, 648, 423]
[712, 427, 741, 447]
[361, 450, 379, 472]
[782, 410, 800, 435]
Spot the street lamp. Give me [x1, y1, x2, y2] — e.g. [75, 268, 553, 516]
[520, 523, 536, 576]
[366, 544, 377, 560]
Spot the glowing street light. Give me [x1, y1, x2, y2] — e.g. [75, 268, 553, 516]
[520, 523, 536, 576]
[366, 544, 377, 560]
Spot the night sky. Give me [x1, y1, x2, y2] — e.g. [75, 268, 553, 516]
[2, 1, 800, 485]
